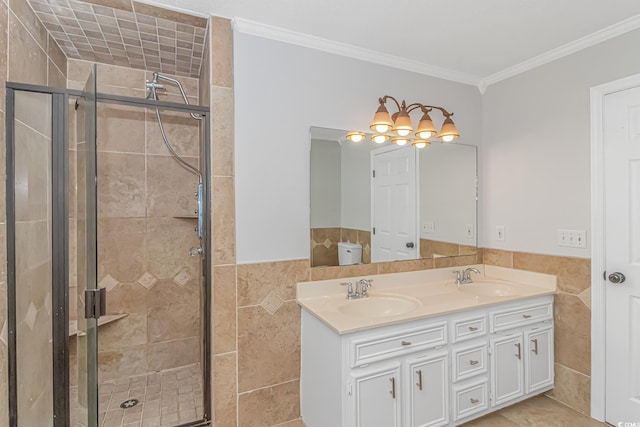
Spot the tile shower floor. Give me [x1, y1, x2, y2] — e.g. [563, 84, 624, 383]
[71, 363, 203, 427]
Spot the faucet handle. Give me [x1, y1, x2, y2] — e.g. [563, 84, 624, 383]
[452, 270, 463, 284]
[341, 282, 356, 299]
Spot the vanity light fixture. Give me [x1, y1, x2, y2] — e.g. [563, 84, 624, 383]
[412, 139, 431, 149]
[370, 95, 460, 146]
[345, 131, 366, 143]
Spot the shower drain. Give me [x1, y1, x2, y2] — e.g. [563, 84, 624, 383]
[119, 399, 139, 409]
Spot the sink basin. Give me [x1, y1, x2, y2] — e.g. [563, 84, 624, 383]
[337, 294, 421, 318]
[457, 281, 520, 297]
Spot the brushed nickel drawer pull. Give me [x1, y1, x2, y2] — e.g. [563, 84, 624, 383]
[401, 341, 411, 346]
[390, 377, 396, 398]
[522, 314, 532, 319]
[515, 342, 522, 360]
[468, 326, 479, 331]
[469, 360, 479, 365]
[416, 369, 423, 391]
[470, 398, 479, 404]
[532, 338, 539, 355]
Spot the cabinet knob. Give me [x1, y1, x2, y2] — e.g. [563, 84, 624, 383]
[470, 398, 480, 404]
[468, 326, 478, 331]
[401, 341, 411, 346]
[469, 360, 479, 366]
[522, 314, 532, 319]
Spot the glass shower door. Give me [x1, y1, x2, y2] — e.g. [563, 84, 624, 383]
[76, 64, 99, 427]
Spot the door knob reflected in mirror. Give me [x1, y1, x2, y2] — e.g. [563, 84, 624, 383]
[608, 272, 626, 284]
[406, 242, 415, 248]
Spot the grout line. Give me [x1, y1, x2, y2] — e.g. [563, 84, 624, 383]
[237, 378, 300, 396]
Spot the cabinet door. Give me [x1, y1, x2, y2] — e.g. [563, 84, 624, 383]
[350, 364, 402, 427]
[490, 333, 524, 406]
[524, 324, 554, 393]
[406, 352, 449, 427]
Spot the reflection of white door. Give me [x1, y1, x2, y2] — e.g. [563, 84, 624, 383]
[371, 146, 417, 263]
[604, 85, 640, 424]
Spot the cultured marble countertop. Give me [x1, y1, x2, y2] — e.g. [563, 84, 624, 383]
[296, 264, 557, 334]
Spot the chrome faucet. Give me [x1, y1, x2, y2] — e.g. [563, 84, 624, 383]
[453, 268, 481, 285]
[358, 279, 373, 297]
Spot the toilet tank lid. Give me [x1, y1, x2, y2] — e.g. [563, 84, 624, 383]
[338, 241, 362, 249]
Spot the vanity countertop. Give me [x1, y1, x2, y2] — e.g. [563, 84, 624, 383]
[296, 264, 557, 335]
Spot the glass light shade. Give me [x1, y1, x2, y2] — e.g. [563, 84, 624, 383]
[370, 104, 393, 133]
[438, 117, 459, 142]
[346, 131, 366, 143]
[415, 112, 436, 139]
[372, 134, 390, 144]
[392, 109, 413, 136]
[412, 139, 431, 149]
[392, 136, 410, 146]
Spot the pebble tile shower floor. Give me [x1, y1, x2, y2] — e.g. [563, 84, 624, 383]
[71, 363, 203, 427]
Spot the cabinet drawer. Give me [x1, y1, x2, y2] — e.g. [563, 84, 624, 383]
[452, 378, 488, 421]
[451, 315, 487, 343]
[350, 322, 447, 367]
[452, 343, 488, 382]
[490, 302, 552, 332]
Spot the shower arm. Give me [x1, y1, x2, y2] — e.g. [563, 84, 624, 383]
[154, 73, 203, 120]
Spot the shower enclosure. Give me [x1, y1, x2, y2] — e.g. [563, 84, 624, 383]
[5, 65, 212, 427]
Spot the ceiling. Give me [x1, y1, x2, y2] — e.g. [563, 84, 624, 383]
[139, 0, 640, 88]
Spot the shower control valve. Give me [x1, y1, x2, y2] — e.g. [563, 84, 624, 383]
[189, 247, 204, 257]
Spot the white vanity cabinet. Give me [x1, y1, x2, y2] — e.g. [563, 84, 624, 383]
[300, 294, 554, 427]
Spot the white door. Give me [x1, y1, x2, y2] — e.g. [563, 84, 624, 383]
[351, 364, 402, 427]
[406, 352, 449, 427]
[604, 85, 640, 424]
[490, 333, 524, 407]
[371, 146, 418, 263]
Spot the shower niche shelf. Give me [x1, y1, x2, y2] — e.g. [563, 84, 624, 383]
[68, 314, 129, 337]
[173, 215, 198, 219]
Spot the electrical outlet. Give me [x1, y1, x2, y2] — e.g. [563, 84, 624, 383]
[558, 229, 587, 248]
[465, 224, 474, 238]
[423, 222, 435, 233]
[496, 225, 505, 241]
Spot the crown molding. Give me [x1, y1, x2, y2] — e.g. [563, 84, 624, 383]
[481, 14, 640, 89]
[233, 18, 482, 88]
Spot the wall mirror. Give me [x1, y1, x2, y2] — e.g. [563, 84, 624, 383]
[310, 126, 477, 268]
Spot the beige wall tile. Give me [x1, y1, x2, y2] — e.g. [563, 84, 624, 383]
[0, 1, 7, 109]
[98, 312, 147, 350]
[9, 0, 48, 50]
[7, 12, 46, 86]
[275, 419, 307, 427]
[213, 352, 237, 427]
[97, 103, 146, 154]
[146, 217, 200, 279]
[376, 258, 435, 274]
[82, 0, 132, 12]
[311, 244, 338, 268]
[237, 259, 309, 307]
[147, 336, 200, 371]
[554, 292, 591, 375]
[48, 58, 66, 89]
[0, 339, 8, 426]
[213, 176, 236, 265]
[210, 16, 233, 88]
[238, 380, 300, 427]
[96, 62, 146, 90]
[97, 152, 146, 217]
[309, 263, 378, 281]
[483, 248, 513, 267]
[546, 363, 591, 415]
[433, 254, 481, 269]
[340, 227, 358, 244]
[98, 345, 148, 382]
[213, 265, 236, 355]
[211, 86, 234, 176]
[47, 35, 66, 76]
[104, 282, 148, 315]
[147, 279, 199, 343]
[513, 252, 590, 295]
[146, 109, 200, 157]
[238, 302, 300, 392]
[146, 155, 199, 217]
[199, 36, 210, 105]
[311, 227, 340, 243]
[98, 217, 147, 283]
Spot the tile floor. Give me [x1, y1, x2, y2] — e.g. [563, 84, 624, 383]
[71, 363, 203, 427]
[461, 395, 611, 427]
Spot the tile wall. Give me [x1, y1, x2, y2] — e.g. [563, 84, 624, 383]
[67, 59, 202, 385]
[0, 0, 68, 425]
[310, 227, 371, 267]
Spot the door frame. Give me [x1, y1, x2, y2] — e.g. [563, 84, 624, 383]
[589, 72, 640, 421]
[370, 144, 420, 263]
